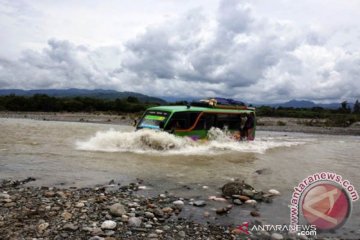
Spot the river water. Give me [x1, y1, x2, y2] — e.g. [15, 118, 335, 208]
[0, 118, 359, 238]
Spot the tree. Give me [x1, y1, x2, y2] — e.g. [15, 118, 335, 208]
[127, 96, 139, 103]
[354, 99, 360, 114]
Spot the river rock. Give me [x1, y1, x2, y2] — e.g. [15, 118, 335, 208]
[193, 200, 206, 207]
[63, 223, 78, 231]
[44, 191, 55, 198]
[234, 195, 250, 202]
[271, 232, 284, 240]
[162, 207, 173, 214]
[178, 230, 186, 238]
[145, 212, 155, 219]
[61, 211, 72, 220]
[208, 196, 227, 202]
[75, 202, 85, 208]
[250, 211, 260, 217]
[109, 203, 126, 217]
[268, 189, 281, 195]
[245, 200, 257, 205]
[0, 193, 10, 199]
[37, 222, 49, 232]
[173, 200, 184, 209]
[221, 181, 254, 197]
[242, 189, 255, 198]
[233, 199, 242, 205]
[101, 220, 117, 230]
[128, 217, 142, 227]
[89, 236, 105, 240]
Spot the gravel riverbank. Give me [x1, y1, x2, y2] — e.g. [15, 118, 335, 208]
[1, 111, 360, 136]
[0, 178, 308, 240]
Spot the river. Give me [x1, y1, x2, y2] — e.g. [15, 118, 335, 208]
[0, 118, 359, 238]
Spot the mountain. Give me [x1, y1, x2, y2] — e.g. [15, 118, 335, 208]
[256, 99, 352, 109]
[0, 88, 166, 104]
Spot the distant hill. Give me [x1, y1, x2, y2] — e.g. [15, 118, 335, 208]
[0, 88, 166, 104]
[256, 99, 353, 109]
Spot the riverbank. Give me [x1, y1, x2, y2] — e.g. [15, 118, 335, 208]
[1, 111, 360, 136]
[0, 178, 307, 240]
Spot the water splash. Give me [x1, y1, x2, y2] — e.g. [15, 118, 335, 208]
[76, 128, 307, 155]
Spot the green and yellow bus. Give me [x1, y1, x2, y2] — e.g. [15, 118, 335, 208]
[136, 101, 256, 140]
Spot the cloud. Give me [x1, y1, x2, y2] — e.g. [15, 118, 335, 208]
[0, 0, 360, 103]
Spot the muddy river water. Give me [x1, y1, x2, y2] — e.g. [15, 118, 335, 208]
[1, 118, 359, 238]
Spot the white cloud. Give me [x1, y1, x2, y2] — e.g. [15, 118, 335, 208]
[0, 0, 360, 103]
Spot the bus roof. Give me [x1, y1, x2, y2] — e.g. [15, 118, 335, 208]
[147, 105, 255, 114]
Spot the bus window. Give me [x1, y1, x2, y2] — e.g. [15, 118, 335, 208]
[137, 111, 170, 129]
[194, 114, 216, 130]
[216, 114, 242, 131]
[165, 112, 200, 130]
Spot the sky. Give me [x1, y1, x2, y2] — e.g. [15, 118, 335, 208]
[0, 0, 359, 103]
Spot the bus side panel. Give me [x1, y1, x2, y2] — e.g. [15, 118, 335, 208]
[174, 130, 208, 140]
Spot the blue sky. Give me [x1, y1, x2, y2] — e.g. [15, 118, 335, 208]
[0, 0, 359, 103]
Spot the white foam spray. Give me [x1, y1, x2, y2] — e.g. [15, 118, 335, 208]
[76, 128, 307, 155]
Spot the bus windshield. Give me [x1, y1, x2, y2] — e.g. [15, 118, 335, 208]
[138, 111, 170, 129]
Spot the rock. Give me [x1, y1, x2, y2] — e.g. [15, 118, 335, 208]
[250, 211, 260, 217]
[101, 220, 117, 230]
[163, 225, 171, 231]
[233, 199, 243, 205]
[145, 224, 152, 228]
[271, 232, 284, 240]
[121, 214, 129, 222]
[155, 229, 163, 234]
[148, 233, 158, 238]
[56, 191, 67, 198]
[89, 236, 105, 240]
[268, 189, 280, 195]
[203, 211, 210, 217]
[128, 217, 142, 227]
[222, 181, 254, 197]
[208, 196, 227, 202]
[91, 227, 104, 236]
[145, 212, 155, 219]
[193, 200, 206, 207]
[0, 193, 10, 199]
[75, 202, 85, 208]
[178, 230, 186, 238]
[173, 200, 184, 209]
[245, 200, 257, 205]
[37, 222, 49, 232]
[162, 207, 173, 214]
[44, 191, 55, 197]
[61, 211, 72, 220]
[109, 203, 126, 217]
[4, 202, 15, 207]
[63, 223, 78, 231]
[216, 205, 232, 215]
[242, 189, 255, 198]
[238, 195, 250, 202]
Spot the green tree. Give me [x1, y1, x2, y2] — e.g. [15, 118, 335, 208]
[354, 99, 360, 114]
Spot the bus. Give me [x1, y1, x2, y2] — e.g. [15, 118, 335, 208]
[136, 100, 256, 140]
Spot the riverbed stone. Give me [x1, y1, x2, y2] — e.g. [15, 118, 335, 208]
[109, 203, 126, 217]
[173, 200, 184, 209]
[101, 220, 117, 230]
[63, 223, 78, 231]
[128, 217, 142, 227]
[145, 212, 155, 219]
[271, 232, 284, 240]
[233, 199, 242, 205]
[193, 200, 206, 207]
